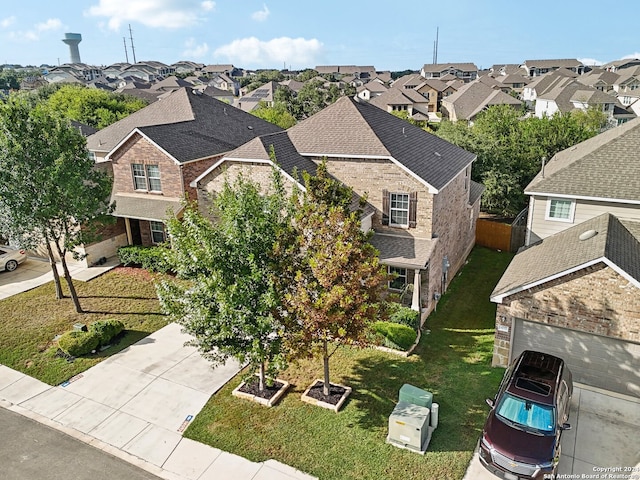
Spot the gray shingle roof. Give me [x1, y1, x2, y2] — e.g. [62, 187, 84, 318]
[469, 180, 485, 206]
[135, 92, 282, 163]
[111, 193, 183, 222]
[523, 59, 582, 68]
[370, 232, 437, 269]
[443, 81, 522, 120]
[491, 213, 640, 302]
[421, 63, 478, 73]
[526, 117, 640, 201]
[286, 96, 476, 192]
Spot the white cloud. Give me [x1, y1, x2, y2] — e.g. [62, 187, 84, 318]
[622, 52, 640, 60]
[578, 57, 603, 66]
[183, 38, 209, 58]
[214, 37, 323, 67]
[201, 1, 215, 11]
[36, 18, 62, 32]
[0, 16, 16, 28]
[86, 0, 214, 30]
[251, 4, 270, 22]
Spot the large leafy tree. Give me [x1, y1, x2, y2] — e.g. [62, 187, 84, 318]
[45, 84, 147, 128]
[0, 95, 113, 312]
[157, 169, 293, 391]
[251, 100, 297, 129]
[436, 105, 607, 216]
[282, 163, 387, 396]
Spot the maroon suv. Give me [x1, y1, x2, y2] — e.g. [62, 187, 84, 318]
[479, 350, 573, 480]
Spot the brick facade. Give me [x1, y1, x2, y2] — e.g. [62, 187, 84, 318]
[492, 263, 640, 366]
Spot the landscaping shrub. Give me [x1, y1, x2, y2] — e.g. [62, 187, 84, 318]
[89, 319, 124, 346]
[387, 302, 420, 330]
[117, 245, 173, 273]
[57, 330, 100, 357]
[373, 321, 417, 351]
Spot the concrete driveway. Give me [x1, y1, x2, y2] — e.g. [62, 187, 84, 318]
[463, 384, 640, 479]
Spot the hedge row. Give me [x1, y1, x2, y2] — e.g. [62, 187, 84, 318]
[373, 321, 418, 351]
[117, 245, 173, 273]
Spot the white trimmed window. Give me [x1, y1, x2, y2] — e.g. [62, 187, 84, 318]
[388, 266, 407, 291]
[390, 193, 409, 227]
[545, 198, 575, 223]
[132, 163, 162, 192]
[149, 221, 166, 244]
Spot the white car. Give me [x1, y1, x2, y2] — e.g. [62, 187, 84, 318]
[0, 245, 27, 272]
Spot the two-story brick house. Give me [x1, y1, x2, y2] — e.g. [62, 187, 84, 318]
[490, 118, 640, 398]
[193, 96, 483, 317]
[86, 87, 281, 255]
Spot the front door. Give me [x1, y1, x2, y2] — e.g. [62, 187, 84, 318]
[129, 219, 142, 245]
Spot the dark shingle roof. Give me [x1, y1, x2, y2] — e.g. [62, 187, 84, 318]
[491, 213, 640, 301]
[287, 96, 476, 192]
[135, 92, 282, 163]
[526, 117, 640, 201]
[370, 233, 437, 269]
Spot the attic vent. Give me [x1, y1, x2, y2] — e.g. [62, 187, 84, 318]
[434, 152, 441, 157]
[579, 229, 598, 241]
[247, 125, 253, 130]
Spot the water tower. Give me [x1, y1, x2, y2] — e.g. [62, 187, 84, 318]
[62, 33, 82, 63]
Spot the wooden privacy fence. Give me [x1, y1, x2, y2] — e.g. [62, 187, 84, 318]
[475, 215, 526, 252]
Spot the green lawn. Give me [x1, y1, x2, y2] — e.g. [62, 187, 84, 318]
[0, 267, 167, 385]
[184, 247, 514, 480]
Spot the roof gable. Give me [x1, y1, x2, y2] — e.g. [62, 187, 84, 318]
[491, 213, 640, 302]
[526, 117, 640, 202]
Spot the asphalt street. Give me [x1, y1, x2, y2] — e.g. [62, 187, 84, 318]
[0, 408, 161, 480]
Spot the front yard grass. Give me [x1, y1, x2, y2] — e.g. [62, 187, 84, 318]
[184, 247, 514, 480]
[0, 267, 167, 385]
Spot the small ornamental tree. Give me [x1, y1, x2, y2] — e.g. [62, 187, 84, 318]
[282, 162, 388, 396]
[157, 169, 293, 391]
[0, 94, 114, 313]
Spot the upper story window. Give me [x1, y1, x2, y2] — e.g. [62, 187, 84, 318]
[390, 193, 409, 227]
[382, 190, 417, 228]
[545, 198, 575, 223]
[132, 163, 162, 192]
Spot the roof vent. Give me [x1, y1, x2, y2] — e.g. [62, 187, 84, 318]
[434, 151, 441, 157]
[579, 229, 598, 241]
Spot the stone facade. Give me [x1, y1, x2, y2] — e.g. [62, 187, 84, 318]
[492, 263, 640, 366]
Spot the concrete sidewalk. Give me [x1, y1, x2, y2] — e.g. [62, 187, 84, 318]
[0, 256, 120, 300]
[0, 323, 316, 480]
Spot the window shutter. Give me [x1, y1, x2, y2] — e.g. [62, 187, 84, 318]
[382, 189, 390, 225]
[409, 191, 418, 228]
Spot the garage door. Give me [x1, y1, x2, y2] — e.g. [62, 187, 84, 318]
[512, 319, 640, 398]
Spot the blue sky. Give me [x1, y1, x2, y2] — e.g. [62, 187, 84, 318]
[2, 0, 639, 71]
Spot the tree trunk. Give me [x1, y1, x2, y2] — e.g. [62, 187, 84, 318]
[44, 238, 64, 299]
[53, 239, 83, 313]
[259, 361, 265, 391]
[323, 338, 330, 396]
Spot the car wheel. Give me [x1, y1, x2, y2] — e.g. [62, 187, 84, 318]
[5, 260, 18, 272]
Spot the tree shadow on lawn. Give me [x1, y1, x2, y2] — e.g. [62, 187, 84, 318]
[342, 326, 504, 453]
[81, 309, 164, 316]
[79, 294, 158, 300]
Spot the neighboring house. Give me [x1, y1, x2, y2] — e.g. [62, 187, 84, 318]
[85, 88, 281, 256]
[490, 118, 640, 398]
[578, 70, 620, 93]
[314, 65, 376, 80]
[441, 80, 523, 122]
[171, 61, 204, 75]
[45, 63, 104, 83]
[493, 73, 529, 95]
[521, 71, 575, 106]
[389, 75, 455, 113]
[534, 80, 635, 125]
[524, 117, 640, 245]
[613, 66, 640, 93]
[369, 87, 430, 120]
[193, 96, 483, 316]
[520, 59, 586, 77]
[603, 58, 640, 72]
[356, 80, 388, 100]
[120, 61, 175, 82]
[420, 63, 478, 83]
[150, 75, 194, 92]
[279, 79, 304, 93]
[202, 64, 242, 77]
[235, 81, 288, 112]
[209, 73, 240, 96]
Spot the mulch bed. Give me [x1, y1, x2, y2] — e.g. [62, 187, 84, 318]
[304, 380, 348, 406]
[237, 378, 287, 401]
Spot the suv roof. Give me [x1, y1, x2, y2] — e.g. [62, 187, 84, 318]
[505, 350, 564, 405]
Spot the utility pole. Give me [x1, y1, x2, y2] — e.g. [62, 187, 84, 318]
[433, 27, 439, 64]
[129, 24, 137, 64]
[123, 37, 129, 63]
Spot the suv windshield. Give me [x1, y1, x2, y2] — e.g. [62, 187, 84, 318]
[496, 393, 555, 433]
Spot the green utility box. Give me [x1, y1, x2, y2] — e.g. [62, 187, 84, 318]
[399, 384, 432, 409]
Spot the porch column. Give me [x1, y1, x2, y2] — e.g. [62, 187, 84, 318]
[411, 269, 421, 311]
[124, 217, 133, 245]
